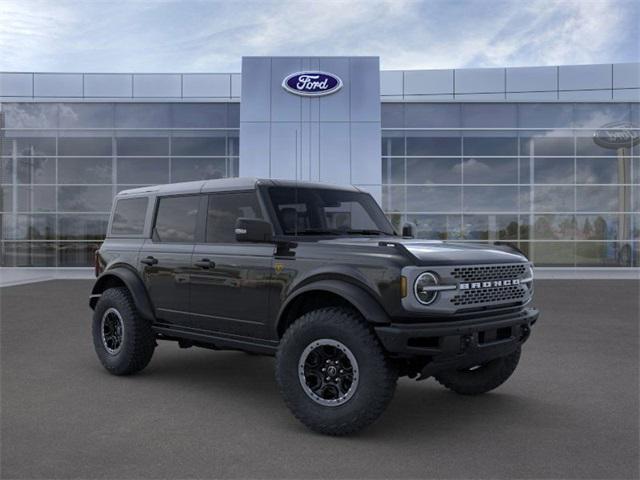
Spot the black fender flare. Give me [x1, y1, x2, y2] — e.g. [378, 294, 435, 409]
[89, 267, 155, 321]
[277, 279, 391, 334]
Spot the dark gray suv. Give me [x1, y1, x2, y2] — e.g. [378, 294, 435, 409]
[90, 177, 538, 435]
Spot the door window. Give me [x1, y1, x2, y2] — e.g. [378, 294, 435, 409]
[153, 195, 200, 243]
[206, 192, 262, 243]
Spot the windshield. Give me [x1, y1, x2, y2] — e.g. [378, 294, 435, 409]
[267, 186, 396, 237]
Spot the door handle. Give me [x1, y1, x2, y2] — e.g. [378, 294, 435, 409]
[194, 259, 215, 269]
[141, 256, 158, 266]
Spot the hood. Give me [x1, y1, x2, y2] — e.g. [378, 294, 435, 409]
[317, 237, 528, 266]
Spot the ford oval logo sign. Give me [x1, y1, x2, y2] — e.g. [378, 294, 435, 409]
[282, 71, 343, 97]
[593, 122, 640, 149]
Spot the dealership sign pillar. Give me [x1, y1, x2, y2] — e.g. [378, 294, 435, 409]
[239, 56, 381, 200]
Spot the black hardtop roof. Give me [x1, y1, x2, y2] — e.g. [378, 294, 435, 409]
[116, 177, 362, 198]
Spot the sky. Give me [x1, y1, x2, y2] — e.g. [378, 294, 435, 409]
[0, 0, 638, 73]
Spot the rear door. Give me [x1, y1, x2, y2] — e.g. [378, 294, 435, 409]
[188, 191, 275, 339]
[139, 194, 201, 325]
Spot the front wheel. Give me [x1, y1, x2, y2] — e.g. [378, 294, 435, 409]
[275, 307, 398, 436]
[434, 347, 521, 395]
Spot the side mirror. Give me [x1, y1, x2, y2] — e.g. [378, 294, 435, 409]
[235, 218, 273, 243]
[401, 222, 416, 238]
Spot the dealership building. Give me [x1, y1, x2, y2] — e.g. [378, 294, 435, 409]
[0, 57, 638, 272]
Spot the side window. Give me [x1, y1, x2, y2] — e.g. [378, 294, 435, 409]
[111, 197, 148, 235]
[153, 195, 200, 243]
[206, 192, 262, 243]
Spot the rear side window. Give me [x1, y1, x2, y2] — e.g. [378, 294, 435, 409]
[206, 192, 262, 243]
[111, 197, 148, 235]
[154, 195, 200, 243]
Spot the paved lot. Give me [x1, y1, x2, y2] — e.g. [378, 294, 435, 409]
[1, 280, 638, 479]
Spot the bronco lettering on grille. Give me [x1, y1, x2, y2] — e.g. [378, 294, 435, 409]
[459, 279, 520, 290]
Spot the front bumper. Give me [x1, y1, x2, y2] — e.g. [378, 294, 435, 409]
[375, 307, 539, 378]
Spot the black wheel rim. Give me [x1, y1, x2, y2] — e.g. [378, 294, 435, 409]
[298, 339, 359, 407]
[101, 308, 124, 355]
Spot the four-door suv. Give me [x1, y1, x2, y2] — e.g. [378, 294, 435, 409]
[90, 178, 538, 435]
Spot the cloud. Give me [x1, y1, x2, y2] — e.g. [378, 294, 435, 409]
[0, 0, 637, 72]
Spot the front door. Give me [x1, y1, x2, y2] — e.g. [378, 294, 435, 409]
[188, 191, 275, 339]
[139, 194, 201, 325]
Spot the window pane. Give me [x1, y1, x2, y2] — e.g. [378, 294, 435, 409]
[1, 158, 12, 184]
[171, 137, 226, 156]
[463, 136, 518, 156]
[117, 137, 168, 156]
[533, 186, 574, 212]
[576, 157, 629, 184]
[407, 186, 461, 212]
[111, 197, 148, 235]
[408, 214, 462, 240]
[17, 186, 56, 212]
[406, 158, 461, 184]
[58, 186, 113, 212]
[576, 135, 622, 157]
[533, 214, 575, 240]
[520, 135, 574, 156]
[1, 242, 57, 267]
[381, 104, 403, 127]
[573, 103, 630, 128]
[2, 104, 58, 128]
[172, 104, 227, 128]
[462, 104, 517, 128]
[117, 158, 169, 185]
[17, 157, 55, 184]
[171, 158, 226, 182]
[463, 186, 519, 212]
[0, 187, 12, 211]
[463, 214, 519, 240]
[154, 195, 199, 243]
[59, 214, 109, 240]
[14, 137, 56, 156]
[228, 104, 240, 127]
[406, 135, 460, 156]
[575, 242, 631, 267]
[463, 158, 517, 184]
[531, 241, 575, 266]
[58, 137, 112, 156]
[206, 192, 261, 243]
[382, 158, 404, 184]
[518, 104, 573, 129]
[576, 186, 626, 212]
[381, 133, 404, 156]
[59, 104, 114, 128]
[533, 158, 574, 184]
[58, 242, 101, 267]
[404, 104, 460, 128]
[114, 104, 171, 128]
[58, 158, 112, 184]
[1, 214, 56, 240]
[382, 186, 405, 212]
[576, 214, 631, 241]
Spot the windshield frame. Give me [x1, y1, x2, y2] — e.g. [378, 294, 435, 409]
[259, 185, 397, 239]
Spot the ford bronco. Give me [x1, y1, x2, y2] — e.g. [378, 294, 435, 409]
[90, 177, 538, 435]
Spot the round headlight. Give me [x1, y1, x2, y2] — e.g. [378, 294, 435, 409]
[414, 272, 439, 305]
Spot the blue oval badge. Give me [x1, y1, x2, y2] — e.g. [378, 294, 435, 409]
[593, 121, 640, 149]
[282, 71, 343, 96]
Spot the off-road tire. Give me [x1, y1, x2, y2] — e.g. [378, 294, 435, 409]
[434, 347, 521, 395]
[275, 307, 398, 436]
[92, 287, 155, 375]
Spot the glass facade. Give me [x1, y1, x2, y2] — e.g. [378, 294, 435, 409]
[382, 102, 639, 267]
[0, 100, 638, 268]
[0, 102, 239, 266]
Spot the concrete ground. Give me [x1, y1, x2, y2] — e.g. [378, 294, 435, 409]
[0, 280, 638, 479]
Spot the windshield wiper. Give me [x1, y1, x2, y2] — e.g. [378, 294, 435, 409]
[343, 229, 389, 236]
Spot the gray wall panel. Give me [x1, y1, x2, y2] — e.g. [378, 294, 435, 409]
[404, 69, 453, 95]
[183, 74, 231, 98]
[506, 66, 556, 92]
[351, 122, 381, 185]
[239, 57, 271, 122]
[559, 89, 612, 100]
[34, 73, 83, 97]
[319, 122, 350, 185]
[612, 89, 640, 101]
[239, 122, 270, 177]
[455, 68, 504, 94]
[133, 74, 181, 97]
[380, 71, 403, 97]
[269, 122, 299, 179]
[84, 74, 132, 97]
[559, 64, 611, 91]
[271, 58, 303, 122]
[0, 73, 33, 97]
[351, 57, 381, 122]
[506, 91, 558, 101]
[613, 63, 640, 89]
[231, 74, 242, 98]
[319, 57, 350, 122]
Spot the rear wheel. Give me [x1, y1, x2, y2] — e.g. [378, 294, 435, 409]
[434, 347, 521, 395]
[275, 307, 397, 436]
[92, 287, 155, 375]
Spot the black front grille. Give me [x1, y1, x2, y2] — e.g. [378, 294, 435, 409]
[451, 264, 527, 283]
[451, 285, 527, 306]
